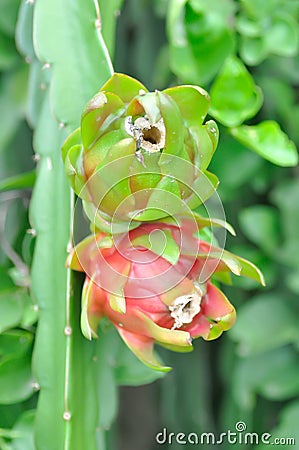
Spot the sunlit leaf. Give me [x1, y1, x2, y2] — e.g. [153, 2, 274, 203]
[210, 56, 263, 127]
[230, 121, 298, 167]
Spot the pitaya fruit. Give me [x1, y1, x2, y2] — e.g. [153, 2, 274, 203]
[62, 73, 219, 233]
[67, 217, 264, 371]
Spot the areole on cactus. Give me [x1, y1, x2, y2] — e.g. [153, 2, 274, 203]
[67, 217, 264, 371]
[62, 73, 219, 232]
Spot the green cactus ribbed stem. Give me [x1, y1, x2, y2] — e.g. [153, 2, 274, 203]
[26, 0, 116, 448]
[30, 94, 72, 449]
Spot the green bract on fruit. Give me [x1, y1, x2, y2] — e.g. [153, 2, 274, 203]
[62, 73, 219, 232]
[67, 217, 265, 371]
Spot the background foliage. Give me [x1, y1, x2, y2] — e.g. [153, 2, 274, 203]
[0, 0, 298, 449]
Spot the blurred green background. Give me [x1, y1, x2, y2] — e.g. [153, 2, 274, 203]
[0, 0, 299, 449]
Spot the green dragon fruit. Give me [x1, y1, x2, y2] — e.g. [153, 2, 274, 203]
[62, 73, 219, 233]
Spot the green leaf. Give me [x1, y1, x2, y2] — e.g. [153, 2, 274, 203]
[236, 14, 261, 37]
[0, 170, 35, 192]
[208, 128, 263, 200]
[285, 269, 299, 295]
[270, 179, 299, 293]
[0, 330, 33, 360]
[184, 1, 236, 85]
[230, 121, 298, 167]
[20, 298, 38, 328]
[0, 269, 14, 291]
[239, 205, 280, 255]
[240, 0, 280, 18]
[0, 0, 20, 37]
[271, 179, 299, 242]
[0, 66, 28, 152]
[0, 30, 19, 70]
[166, 0, 202, 84]
[0, 353, 34, 404]
[239, 35, 268, 66]
[254, 400, 299, 450]
[265, 14, 299, 57]
[11, 410, 35, 450]
[228, 243, 277, 290]
[168, 42, 199, 85]
[233, 348, 299, 411]
[230, 293, 299, 356]
[0, 289, 25, 334]
[210, 56, 263, 127]
[257, 76, 294, 121]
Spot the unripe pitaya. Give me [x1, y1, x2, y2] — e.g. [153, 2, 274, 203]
[62, 73, 219, 232]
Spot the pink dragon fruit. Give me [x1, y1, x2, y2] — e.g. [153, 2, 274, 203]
[67, 215, 264, 371]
